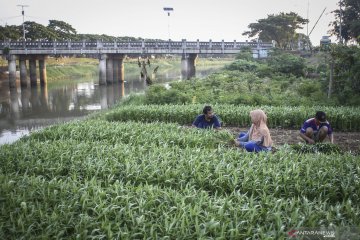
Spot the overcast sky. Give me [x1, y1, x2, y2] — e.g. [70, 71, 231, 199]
[0, 0, 339, 45]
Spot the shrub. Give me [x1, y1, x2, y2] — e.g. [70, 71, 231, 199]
[225, 59, 259, 72]
[235, 46, 253, 61]
[267, 51, 306, 77]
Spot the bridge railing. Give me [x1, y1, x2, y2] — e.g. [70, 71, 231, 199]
[0, 40, 273, 51]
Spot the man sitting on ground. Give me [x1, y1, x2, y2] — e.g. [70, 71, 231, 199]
[299, 111, 334, 144]
[192, 105, 221, 129]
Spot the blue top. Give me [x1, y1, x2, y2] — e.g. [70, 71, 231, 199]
[192, 114, 221, 129]
[300, 118, 333, 135]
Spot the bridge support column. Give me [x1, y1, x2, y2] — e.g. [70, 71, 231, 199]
[8, 55, 17, 88]
[113, 58, 119, 83]
[19, 56, 28, 88]
[181, 53, 197, 80]
[106, 57, 114, 84]
[113, 54, 125, 82]
[99, 54, 107, 85]
[39, 57, 47, 87]
[29, 58, 37, 87]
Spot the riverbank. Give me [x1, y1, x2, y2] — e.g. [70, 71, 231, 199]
[0, 57, 233, 81]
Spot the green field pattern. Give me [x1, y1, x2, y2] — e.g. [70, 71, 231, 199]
[1, 119, 359, 239]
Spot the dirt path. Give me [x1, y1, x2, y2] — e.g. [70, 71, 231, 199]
[225, 127, 360, 154]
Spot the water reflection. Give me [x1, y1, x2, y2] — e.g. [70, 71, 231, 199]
[0, 80, 130, 144]
[0, 66, 223, 144]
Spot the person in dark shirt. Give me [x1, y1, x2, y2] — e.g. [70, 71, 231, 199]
[299, 111, 334, 144]
[192, 105, 221, 129]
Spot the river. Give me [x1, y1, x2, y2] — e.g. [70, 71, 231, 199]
[0, 60, 228, 144]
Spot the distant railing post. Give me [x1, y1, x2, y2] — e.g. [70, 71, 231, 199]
[182, 39, 186, 51]
[197, 39, 200, 49]
[234, 40, 236, 48]
[209, 39, 212, 49]
[97, 40, 103, 49]
[221, 40, 224, 53]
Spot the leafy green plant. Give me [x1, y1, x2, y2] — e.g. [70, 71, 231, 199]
[0, 118, 359, 239]
[105, 104, 360, 131]
[290, 143, 342, 154]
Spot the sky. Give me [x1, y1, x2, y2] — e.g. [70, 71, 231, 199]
[0, 0, 340, 46]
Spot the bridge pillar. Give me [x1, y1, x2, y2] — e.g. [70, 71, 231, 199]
[29, 58, 37, 87]
[113, 54, 125, 82]
[99, 54, 107, 85]
[113, 58, 119, 83]
[39, 56, 47, 87]
[8, 55, 17, 88]
[106, 57, 114, 84]
[181, 53, 198, 80]
[19, 56, 28, 88]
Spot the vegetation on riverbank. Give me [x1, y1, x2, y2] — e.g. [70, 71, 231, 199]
[122, 46, 360, 107]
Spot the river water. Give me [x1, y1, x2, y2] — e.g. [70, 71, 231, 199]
[0, 63, 225, 145]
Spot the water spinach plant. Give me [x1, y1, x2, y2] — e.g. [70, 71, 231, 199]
[1, 119, 359, 239]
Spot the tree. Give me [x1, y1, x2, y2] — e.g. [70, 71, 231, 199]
[24, 21, 57, 40]
[330, 0, 360, 44]
[329, 45, 360, 104]
[243, 12, 308, 49]
[47, 20, 77, 40]
[0, 25, 22, 40]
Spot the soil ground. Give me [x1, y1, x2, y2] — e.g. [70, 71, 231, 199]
[225, 127, 360, 155]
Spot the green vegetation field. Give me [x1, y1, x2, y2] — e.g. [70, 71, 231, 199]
[1, 47, 360, 239]
[105, 104, 360, 131]
[1, 119, 359, 239]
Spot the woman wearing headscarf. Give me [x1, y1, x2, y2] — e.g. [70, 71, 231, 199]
[235, 109, 272, 152]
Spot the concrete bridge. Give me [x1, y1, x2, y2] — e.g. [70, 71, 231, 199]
[0, 39, 273, 88]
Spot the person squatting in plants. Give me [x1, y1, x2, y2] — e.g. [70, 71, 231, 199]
[235, 109, 272, 152]
[192, 105, 221, 129]
[299, 111, 334, 144]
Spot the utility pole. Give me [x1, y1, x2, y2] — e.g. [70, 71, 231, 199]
[17, 4, 29, 41]
[163, 7, 174, 40]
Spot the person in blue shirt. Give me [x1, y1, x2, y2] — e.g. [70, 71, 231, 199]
[192, 105, 221, 129]
[299, 111, 334, 144]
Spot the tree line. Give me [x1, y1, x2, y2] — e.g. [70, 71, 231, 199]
[0, 20, 157, 42]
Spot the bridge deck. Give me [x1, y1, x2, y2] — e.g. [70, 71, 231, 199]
[0, 40, 273, 55]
